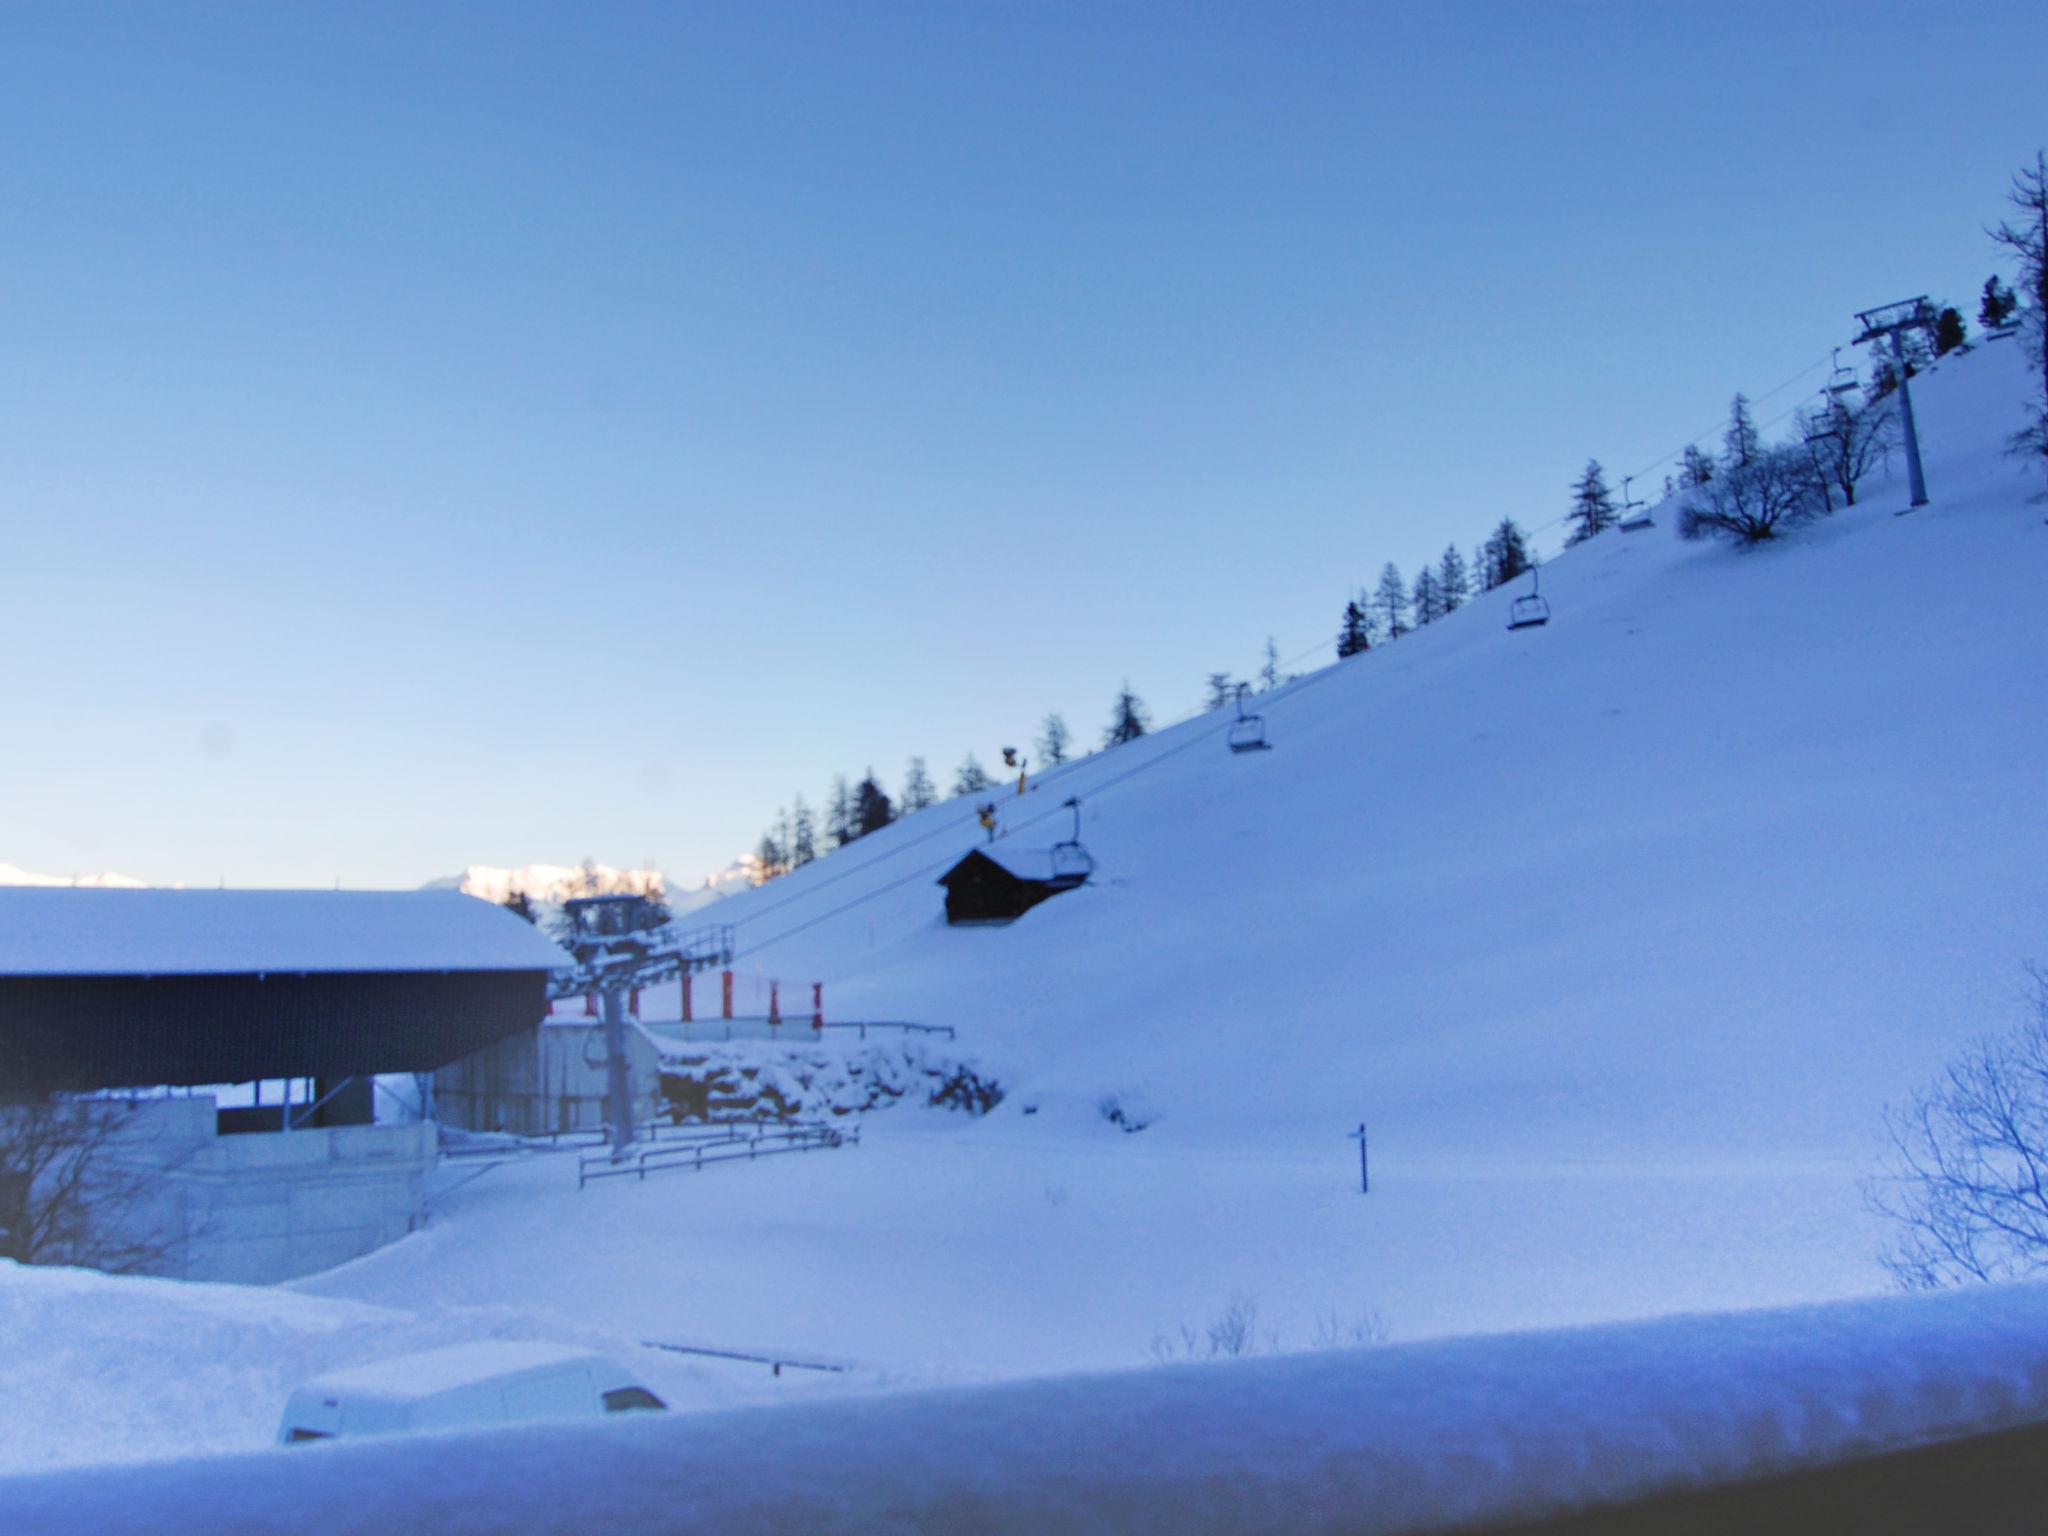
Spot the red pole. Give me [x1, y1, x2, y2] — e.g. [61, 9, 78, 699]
[546, 997, 555, 1018]
[812, 983, 823, 1031]
[721, 970, 733, 1020]
[769, 981, 781, 1026]
[584, 992, 598, 1018]
[629, 987, 641, 1016]
[681, 973, 693, 1023]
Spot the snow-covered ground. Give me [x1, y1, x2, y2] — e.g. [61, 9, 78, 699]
[14, 1278, 2048, 1536]
[7, 339, 2045, 1477]
[0, 1259, 853, 1476]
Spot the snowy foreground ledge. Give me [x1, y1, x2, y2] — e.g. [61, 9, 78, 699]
[9, 1282, 2048, 1536]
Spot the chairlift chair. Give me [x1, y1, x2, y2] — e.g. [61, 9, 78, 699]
[1506, 566, 1551, 631]
[1226, 683, 1272, 754]
[1826, 347, 1860, 398]
[1048, 796, 1095, 882]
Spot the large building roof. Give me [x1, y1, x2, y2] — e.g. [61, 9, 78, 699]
[0, 888, 568, 978]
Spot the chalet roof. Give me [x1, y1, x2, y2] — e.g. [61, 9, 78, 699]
[939, 845, 1069, 886]
[0, 888, 569, 978]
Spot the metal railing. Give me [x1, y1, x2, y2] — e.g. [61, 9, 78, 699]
[646, 1018, 957, 1046]
[576, 1120, 857, 1188]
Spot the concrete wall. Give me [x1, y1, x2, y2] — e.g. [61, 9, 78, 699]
[433, 1020, 662, 1137]
[99, 1096, 432, 1285]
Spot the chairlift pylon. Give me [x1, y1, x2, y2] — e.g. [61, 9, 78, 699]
[1226, 682, 1272, 754]
[1506, 565, 1551, 631]
[1049, 796, 1095, 882]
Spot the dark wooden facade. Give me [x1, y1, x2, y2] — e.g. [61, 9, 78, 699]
[0, 969, 551, 1095]
[937, 849, 1083, 926]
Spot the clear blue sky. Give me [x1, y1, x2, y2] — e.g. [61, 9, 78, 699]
[2, 1, 2040, 889]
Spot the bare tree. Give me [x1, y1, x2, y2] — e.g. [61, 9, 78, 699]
[1989, 151, 2048, 490]
[1797, 395, 1896, 509]
[0, 1096, 183, 1273]
[1677, 445, 1825, 544]
[1870, 968, 2048, 1288]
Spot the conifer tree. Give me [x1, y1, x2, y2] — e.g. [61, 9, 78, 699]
[952, 754, 993, 797]
[900, 758, 936, 813]
[852, 770, 894, 837]
[1722, 394, 1760, 470]
[1933, 307, 1968, 357]
[1103, 683, 1150, 747]
[1336, 599, 1372, 658]
[1679, 444, 1714, 489]
[752, 830, 788, 883]
[790, 796, 817, 866]
[1036, 714, 1071, 766]
[1259, 638, 1281, 692]
[1479, 517, 1533, 590]
[826, 775, 854, 847]
[1981, 274, 2018, 329]
[1437, 544, 1468, 613]
[1565, 460, 1619, 546]
[1374, 562, 1409, 638]
[501, 890, 538, 923]
[1410, 567, 1443, 627]
[1203, 672, 1235, 710]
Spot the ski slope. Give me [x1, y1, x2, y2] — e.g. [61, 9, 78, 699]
[295, 336, 2048, 1401]
[658, 335, 2047, 1166]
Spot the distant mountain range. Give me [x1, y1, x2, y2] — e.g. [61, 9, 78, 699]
[0, 862, 148, 888]
[424, 860, 754, 919]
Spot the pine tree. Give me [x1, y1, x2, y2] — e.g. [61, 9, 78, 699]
[1437, 545, 1468, 613]
[952, 755, 992, 797]
[790, 796, 817, 866]
[826, 775, 854, 848]
[1479, 517, 1533, 590]
[1981, 274, 2019, 329]
[1103, 683, 1150, 747]
[1410, 567, 1443, 627]
[1722, 394, 1760, 470]
[1679, 444, 1714, 489]
[1259, 637, 1281, 692]
[852, 770, 894, 837]
[502, 890, 538, 923]
[1336, 599, 1372, 658]
[1565, 459, 1619, 546]
[1933, 307, 1968, 357]
[752, 831, 788, 884]
[1990, 151, 2048, 486]
[1374, 562, 1409, 638]
[900, 757, 936, 813]
[1036, 714, 1071, 766]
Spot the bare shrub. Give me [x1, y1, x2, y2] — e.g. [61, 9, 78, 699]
[1870, 968, 2048, 1288]
[1677, 445, 1827, 544]
[0, 1097, 182, 1273]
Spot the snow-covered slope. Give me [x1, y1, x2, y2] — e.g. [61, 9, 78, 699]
[650, 337, 2047, 1167]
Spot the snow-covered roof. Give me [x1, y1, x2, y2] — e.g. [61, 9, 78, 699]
[294, 1342, 606, 1404]
[0, 889, 570, 977]
[945, 845, 1067, 883]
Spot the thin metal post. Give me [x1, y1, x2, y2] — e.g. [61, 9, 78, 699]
[601, 986, 636, 1161]
[1891, 330, 1929, 508]
[1349, 1122, 1369, 1193]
